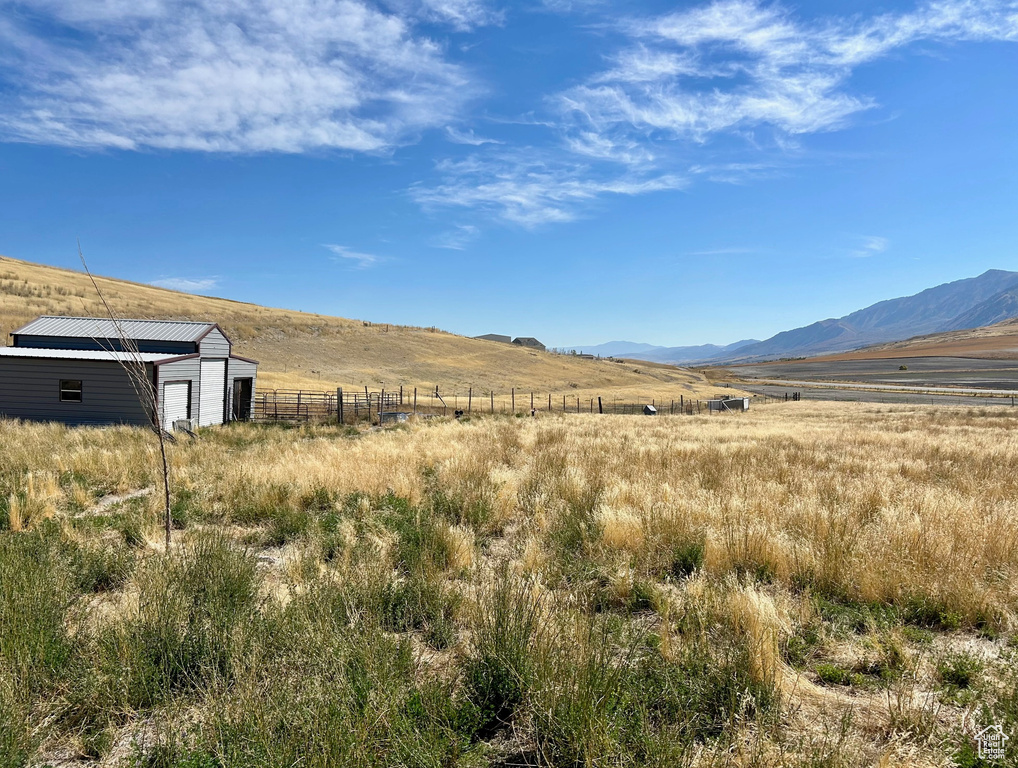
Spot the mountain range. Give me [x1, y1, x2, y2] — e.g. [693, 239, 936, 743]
[567, 269, 1018, 365]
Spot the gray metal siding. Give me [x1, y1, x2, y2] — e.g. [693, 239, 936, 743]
[0, 358, 152, 426]
[199, 328, 231, 358]
[14, 335, 196, 355]
[226, 358, 258, 420]
[157, 357, 201, 421]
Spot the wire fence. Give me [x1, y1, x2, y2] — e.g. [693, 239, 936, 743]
[252, 386, 787, 424]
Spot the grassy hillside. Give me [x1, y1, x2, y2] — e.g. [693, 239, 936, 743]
[0, 255, 722, 399]
[806, 317, 1018, 362]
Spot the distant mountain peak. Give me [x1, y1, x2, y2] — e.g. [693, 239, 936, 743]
[621, 270, 1018, 365]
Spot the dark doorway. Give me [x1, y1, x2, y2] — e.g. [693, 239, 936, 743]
[232, 378, 253, 421]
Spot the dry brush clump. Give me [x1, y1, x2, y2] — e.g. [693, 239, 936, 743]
[1, 402, 1018, 766]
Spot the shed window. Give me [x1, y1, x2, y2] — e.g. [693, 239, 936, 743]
[59, 380, 82, 402]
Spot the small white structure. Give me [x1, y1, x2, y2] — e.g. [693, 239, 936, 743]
[707, 397, 750, 413]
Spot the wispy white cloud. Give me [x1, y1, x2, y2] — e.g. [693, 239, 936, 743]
[150, 276, 219, 292]
[412, 151, 686, 227]
[431, 224, 480, 249]
[414, 0, 503, 30]
[414, 0, 1018, 230]
[445, 126, 503, 145]
[323, 243, 385, 268]
[0, 0, 476, 152]
[849, 235, 889, 258]
[558, 0, 1018, 146]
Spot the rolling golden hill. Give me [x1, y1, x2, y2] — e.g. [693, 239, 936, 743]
[0, 255, 724, 401]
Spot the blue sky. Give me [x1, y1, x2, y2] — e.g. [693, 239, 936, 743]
[0, 0, 1016, 348]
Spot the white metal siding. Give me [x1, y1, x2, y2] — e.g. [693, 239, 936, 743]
[199, 328, 231, 358]
[162, 382, 190, 427]
[199, 360, 226, 426]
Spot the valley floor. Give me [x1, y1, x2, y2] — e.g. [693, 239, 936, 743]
[2, 403, 1017, 767]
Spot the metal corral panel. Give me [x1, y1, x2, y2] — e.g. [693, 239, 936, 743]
[161, 381, 190, 427]
[708, 397, 750, 412]
[0, 357, 152, 426]
[199, 359, 226, 426]
[12, 316, 216, 343]
[0, 347, 176, 363]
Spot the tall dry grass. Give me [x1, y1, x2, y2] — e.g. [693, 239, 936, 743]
[2, 402, 1017, 766]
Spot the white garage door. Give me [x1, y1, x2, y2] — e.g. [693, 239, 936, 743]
[161, 381, 190, 428]
[199, 360, 226, 426]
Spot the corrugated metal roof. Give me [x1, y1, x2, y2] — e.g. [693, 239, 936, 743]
[0, 347, 181, 363]
[12, 316, 215, 342]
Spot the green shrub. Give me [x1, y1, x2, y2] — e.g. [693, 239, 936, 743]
[937, 651, 982, 690]
[532, 617, 639, 765]
[204, 594, 468, 768]
[669, 540, 704, 578]
[375, 573, 458, 649]
[68, 540, 136, 593]
[901, 595, 962, 631]
[97, 532, 259, 709]
[0, 677, 31, 768]
[264, 507, 311, 546]
[462, 571, 545, 738]
[380, 493, 448, 574]
[815, 663, 854, 686]
[0, 526, 76, 695]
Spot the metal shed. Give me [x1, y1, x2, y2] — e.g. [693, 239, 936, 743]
[1, 316, 258, 428]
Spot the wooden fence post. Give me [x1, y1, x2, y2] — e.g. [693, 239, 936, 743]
[598, 396, 603, 414]
[512, 388, 515, 413]
[548, 393, 551, 410]
[399, 385, 403, 405]
[414, 387, 417, 414]
[490, 391, 494, 414]
[338, 388, 344, 425]
[468, 387, 472, 413]
[380, 389, 385, 425]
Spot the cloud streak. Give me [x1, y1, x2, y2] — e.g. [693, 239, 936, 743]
[558, 0, 1018, 146]
[323, 244, 384, 268]
[0, 0, 476, 152]
[413, 0, 1018, 227]
[412, 152, 686, 226]
[850, 235, 889, 258]
[150, 276, 219, 292]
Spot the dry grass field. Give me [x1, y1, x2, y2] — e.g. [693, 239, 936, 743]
[2, 402, 1017, 767]
[0, 255, 722, 401]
